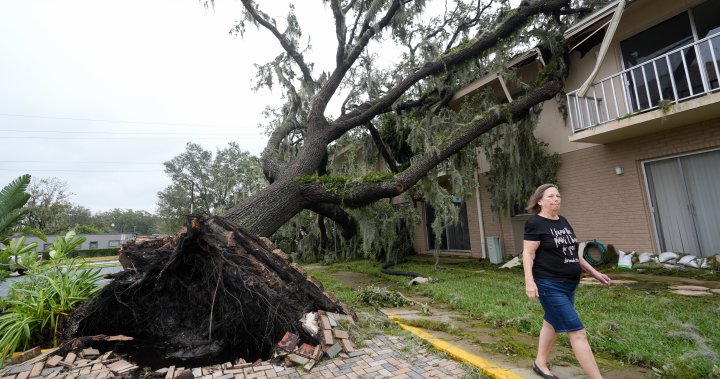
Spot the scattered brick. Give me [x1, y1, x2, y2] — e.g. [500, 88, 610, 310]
[303, 360, 316, 372]
[81, 348, 100, 359]
[28, 362, 44, 377]
[287, 354, 309, 366]
[325, 343, 342, 359]
[295, 343, 315, 359]
[341, 338, 355, 353]
[322, 330, 334, 345]
[45, 355, 63, 368]
[164, 365, 175, 379]
[63, 352, 77, 365]
[326, 313, 337, 327]
[319, 315, 331, 330]
[333, 329, 349, 339]
[275, 331, 300, 354]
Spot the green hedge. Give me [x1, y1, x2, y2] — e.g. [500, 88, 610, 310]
[38, 248, 120, 259]
[70, 248, 120, 258]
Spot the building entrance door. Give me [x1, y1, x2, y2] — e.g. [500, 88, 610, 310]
[644, 149, 720, 257]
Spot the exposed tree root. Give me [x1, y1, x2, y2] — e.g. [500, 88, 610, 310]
[62, 216, 346, 368]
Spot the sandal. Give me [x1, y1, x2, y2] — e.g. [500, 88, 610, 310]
[532, 362, 559, 379]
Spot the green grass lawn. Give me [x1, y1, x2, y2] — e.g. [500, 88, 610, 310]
[309, 259, 720, 379]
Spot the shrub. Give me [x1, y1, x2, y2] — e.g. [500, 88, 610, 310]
[0, 262, 101, 360]
[67, 248, 120, 258]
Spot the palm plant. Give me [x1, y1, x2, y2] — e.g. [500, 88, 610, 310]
[1, 175, 33, 243]
[0, 175, 46, 279]
[0, 174, 46, 251]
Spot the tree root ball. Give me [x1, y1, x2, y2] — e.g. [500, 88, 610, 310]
[62, 216, 345, 369]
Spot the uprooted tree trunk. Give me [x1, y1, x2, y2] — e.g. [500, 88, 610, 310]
[63, 216, 346, 368]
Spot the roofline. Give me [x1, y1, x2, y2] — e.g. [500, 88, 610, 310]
[564, 0, 622, 39]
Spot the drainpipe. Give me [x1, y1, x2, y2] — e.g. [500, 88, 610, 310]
[577, 0, 627, 97]
[473, 169, 487, 259]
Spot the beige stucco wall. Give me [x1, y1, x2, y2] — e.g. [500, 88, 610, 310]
[538, 0, 710, 157]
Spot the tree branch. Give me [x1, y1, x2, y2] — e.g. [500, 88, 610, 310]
[240, 0, 315, 86]
[306, 0, 403, 136]
[444, 0, 495, 53]
[366, 122, 399, 173]
[345, 0, 366, 51]
[328, 0, 571, 137]
[261, 119, 303, 183]
[334, 78, 564, 206]
[330, 0, 347, 66]
[306, 203, 358, 239]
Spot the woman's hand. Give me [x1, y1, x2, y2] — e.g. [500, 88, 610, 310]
[593, 272, 612, 286]
[526, 280, 539, 300]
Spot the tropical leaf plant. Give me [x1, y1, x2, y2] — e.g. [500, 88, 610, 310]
[0, 175, 45, 245]
[48, 231, 86, 260]
[0, 236, 39, 275]
[1, 227, 99, 362]
[0, 261, 101, 361]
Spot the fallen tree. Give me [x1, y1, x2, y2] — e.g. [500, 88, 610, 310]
[61, 0, 599, 366]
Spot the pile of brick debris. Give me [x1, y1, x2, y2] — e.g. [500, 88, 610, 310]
[1, 310, 358, 379]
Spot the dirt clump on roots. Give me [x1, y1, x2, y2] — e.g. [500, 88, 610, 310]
[61, 216, 347, 369]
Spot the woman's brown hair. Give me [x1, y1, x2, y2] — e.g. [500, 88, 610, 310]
[525, 183, 559, 214]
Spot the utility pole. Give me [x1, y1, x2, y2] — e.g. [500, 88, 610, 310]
[190, 180, 194, 214]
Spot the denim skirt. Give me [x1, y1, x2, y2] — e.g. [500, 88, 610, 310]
[535, 278, 584, 333]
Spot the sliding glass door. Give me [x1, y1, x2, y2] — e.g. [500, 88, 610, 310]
[645, 149, 720, 256]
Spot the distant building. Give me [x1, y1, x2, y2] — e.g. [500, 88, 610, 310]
[19, 233, 137, 251]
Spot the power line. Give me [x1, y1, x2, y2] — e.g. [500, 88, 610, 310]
[2, 160, 161, 164]
[0, 168, 161, 173]
[0, 113, 246, 129]
[0, 129, 257, 136]
[0, 136, 247, 141]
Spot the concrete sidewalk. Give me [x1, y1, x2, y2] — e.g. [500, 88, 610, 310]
[378, 307, 651, 379]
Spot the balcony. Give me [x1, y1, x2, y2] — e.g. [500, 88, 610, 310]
[567, 32, 720, 144]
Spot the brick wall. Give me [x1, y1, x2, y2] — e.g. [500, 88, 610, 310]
[558, 118, 720, 252]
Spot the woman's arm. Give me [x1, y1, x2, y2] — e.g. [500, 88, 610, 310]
[522, 240, 541, 300]
[579, 255, 612, 286]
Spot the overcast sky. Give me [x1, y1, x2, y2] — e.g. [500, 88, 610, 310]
[0, 0, 337, 214]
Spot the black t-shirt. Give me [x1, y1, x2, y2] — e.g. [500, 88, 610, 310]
[524, 214, 581, 282]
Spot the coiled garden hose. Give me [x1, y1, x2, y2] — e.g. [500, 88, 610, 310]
[583, 240, 607, 266]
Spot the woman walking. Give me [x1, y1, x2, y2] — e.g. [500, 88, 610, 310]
[522, 184, 611, 379]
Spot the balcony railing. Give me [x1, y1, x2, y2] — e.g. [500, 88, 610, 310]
[567, 32, 720, 133]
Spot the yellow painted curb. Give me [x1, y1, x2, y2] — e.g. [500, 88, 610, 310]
[10, 348, 53, 358]
[388, 315, 527, 379]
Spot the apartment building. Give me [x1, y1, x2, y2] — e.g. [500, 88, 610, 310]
[412, 0, 720, 260]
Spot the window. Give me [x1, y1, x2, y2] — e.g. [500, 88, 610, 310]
[108, 240, 121, 248]
[425, 201, 471, 251]
[619, 1, 720, 111]
[43, 243, 51, 252]
[89, 241, 98, 249]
